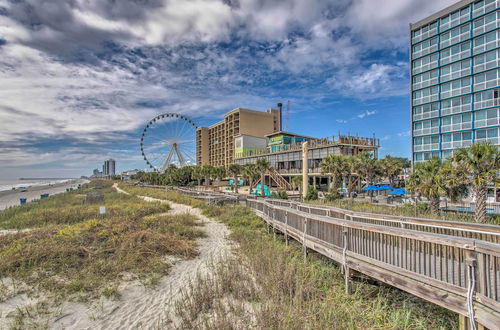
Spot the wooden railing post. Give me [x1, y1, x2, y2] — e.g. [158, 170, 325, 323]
[343, 228, 352, 294]
[285, 210, 289, 247]
[303, 217, 308, 262]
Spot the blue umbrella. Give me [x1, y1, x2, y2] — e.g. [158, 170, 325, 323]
[362, 185, 382, 191]
[389, 188, 406, 195]
[379, 185, 395, 190]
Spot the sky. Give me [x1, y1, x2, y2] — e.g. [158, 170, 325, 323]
[0, 0, 460, 179]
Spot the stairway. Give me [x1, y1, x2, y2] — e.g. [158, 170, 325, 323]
[267, 169, 293, 191]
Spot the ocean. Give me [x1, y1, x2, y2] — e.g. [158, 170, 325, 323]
[0, 179, 73, 192]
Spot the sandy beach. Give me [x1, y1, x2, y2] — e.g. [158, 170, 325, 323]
[0, 179, 89, 210]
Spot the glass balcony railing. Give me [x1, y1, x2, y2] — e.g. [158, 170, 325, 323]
[441, 103, 472, 115]
[476, 136, 500, 144]
[413, 143, 439, 152]
[473, 18, 500, 36]
[441, 32, 470, 49]
[412, 61, 438, 74]
[412, 27, 438, 44]
[440, 50, 470, 66]
[440, 68, 471, 82]
[413, 127, 439, 136]
[474, 58, 500, 72]
[473, 39, 500, 55]
[413, 78, 438, 90]
[413, 94, 439, 105]
[475, 117, 500, 127]
[441, 121, 473, 132]
[473, 1, 499, 18]
[441, 86, 471, 99]
[442, 140, 473, 149]
[474, 77, 500, 91]
[413, 110, 439, 121]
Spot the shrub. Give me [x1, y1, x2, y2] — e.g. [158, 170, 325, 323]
[305, 186, 318, 201]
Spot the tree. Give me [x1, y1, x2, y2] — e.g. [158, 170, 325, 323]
[292, 176, 303, 195]
[357, 152, 379, 186]
[192, 166, 203, 186]
[450, 142, 500, 223]
[320, 154, 347, 191]
[201, 165, 215, 187]
[378, 156, 405, 186]
[407, 158, 445, 213]
[256, 158, 271, 197]
[440, 159, 468, 203]
[227, 164, 242, 193]
[242, 164, 260, 193]
[213, 166, 226, 181]
[345, 155, 360, 197]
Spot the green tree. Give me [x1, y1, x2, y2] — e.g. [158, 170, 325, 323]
[357, 152, 379, 186]
[292, 175, 303, 195]
[192, 166, 203, 186]
[451, 142, 500, 223]
[440, 159, 468, 203]
[407, 158, 445, 213]
[378, 156, 405, 186]
[345, 155, 360, 197]
[227, 164, 242, 193]
[201, 165, 215, 186]
[256, 158, 271, 197]
[242, 164, 260, 193]
[320, 154, 347, 191]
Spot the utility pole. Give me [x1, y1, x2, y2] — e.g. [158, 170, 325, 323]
[302, 141, 308, 199]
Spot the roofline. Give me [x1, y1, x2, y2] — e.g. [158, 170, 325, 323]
[264, 130, 316, 139]
[410, 0, 474, 30]
[224, 107, 277, 117]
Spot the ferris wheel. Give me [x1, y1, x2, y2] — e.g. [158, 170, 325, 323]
[140, 113, 197, 172]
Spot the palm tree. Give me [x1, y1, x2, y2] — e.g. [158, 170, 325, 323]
[378, 156, 405, 186]
[292, 176, 303, 195]
[242, 164, 260, 194]
[213, 166, 226, 182]
[407, 158, 445, 213]
[256, 158, 271, 196]
[320, 154, 347, 192]
[192, 166, 203, 186]
[357, 152, 378, 186]
[450, 142, 500, 223]
[201, 165, 215, 187]
[345, 155, 360, 197]
[440, 158, 468, 203]
[227, 164, 242, 193]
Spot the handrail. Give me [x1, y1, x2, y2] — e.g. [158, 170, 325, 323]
[170, 188, 500, 328]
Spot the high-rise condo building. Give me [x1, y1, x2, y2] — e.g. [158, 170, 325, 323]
[410, 0, 500, 163]
[103, 159, 116, 176]
[196, 106, 281, 167]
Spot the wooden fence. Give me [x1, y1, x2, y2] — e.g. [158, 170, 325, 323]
[171, 188, 500, 328]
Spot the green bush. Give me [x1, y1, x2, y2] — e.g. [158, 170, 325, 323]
[270, 190, 288, 200]
[305, 186, 318, 201]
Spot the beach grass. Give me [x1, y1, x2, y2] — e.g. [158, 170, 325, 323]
[0, 181, 205, 304]
[117, 183, 205, 209]
[161, 193, 457, 329]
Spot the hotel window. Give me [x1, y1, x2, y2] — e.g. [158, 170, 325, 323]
[412, 53, 439, 74]
[413, 102, 439, 120]
[412, 37, 438, 58]
[442, 131, 473, 149]
[442, 150, 454, 159]
[413, 135, 439, 152]
[412, 69, 438, 89]
[441, 7, 470, 31]
[441, 113, 472, 132]
[474, 49, 500, 72]
[476, 127, 499, 143]
[473, 10, 499, 35]
[474, 68, 500, 90]
[474, 88, 500, 109]
[473, 0, 498, 18]
[441, 95, 472, 115]
[440, 77, 471, 99]
[413, 118, 439, 135]
[412, 21, 438, 44]
[414, 151, 440, 162]
[413, 86, 439, 105]
[473, 30, 499, 54]
[475, 108, 500, 127]
[440, 23, 470, 48]
[440, 41, 471, 65]
[440, 59, 471, 82]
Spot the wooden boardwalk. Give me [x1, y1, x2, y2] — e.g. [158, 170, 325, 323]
[174, 188, 500, 329]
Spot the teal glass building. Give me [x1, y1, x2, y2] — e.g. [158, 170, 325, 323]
[411, 0, 500, 163]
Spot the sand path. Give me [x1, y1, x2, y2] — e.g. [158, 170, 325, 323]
[0, 184, 231, 329]
[54, 184, 230, 329]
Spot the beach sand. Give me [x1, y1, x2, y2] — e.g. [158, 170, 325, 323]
[0, 179, 89, 210]
[0, 184, 232, 329]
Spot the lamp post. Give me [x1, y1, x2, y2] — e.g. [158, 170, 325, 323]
[302, 141, 308, 199]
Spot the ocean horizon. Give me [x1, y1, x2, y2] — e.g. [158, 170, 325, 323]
[0, 179, 74, 192]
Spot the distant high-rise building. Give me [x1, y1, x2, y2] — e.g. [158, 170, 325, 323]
[103, 159, 116, 176]
[410, 0, 500, 163]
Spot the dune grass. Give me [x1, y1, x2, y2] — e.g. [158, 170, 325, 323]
[118, 183, 206, 209]
[0, 181, 205, 304]
[165, 194, 457, 329]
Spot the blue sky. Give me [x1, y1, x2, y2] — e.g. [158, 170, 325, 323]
[0, 0, 459, 179]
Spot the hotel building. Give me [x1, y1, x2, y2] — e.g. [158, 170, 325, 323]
[196, 106, 281, 167]
[411, 0, 500, 163]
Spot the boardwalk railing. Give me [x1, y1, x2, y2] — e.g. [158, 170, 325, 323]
[170, 188, 500, 329]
